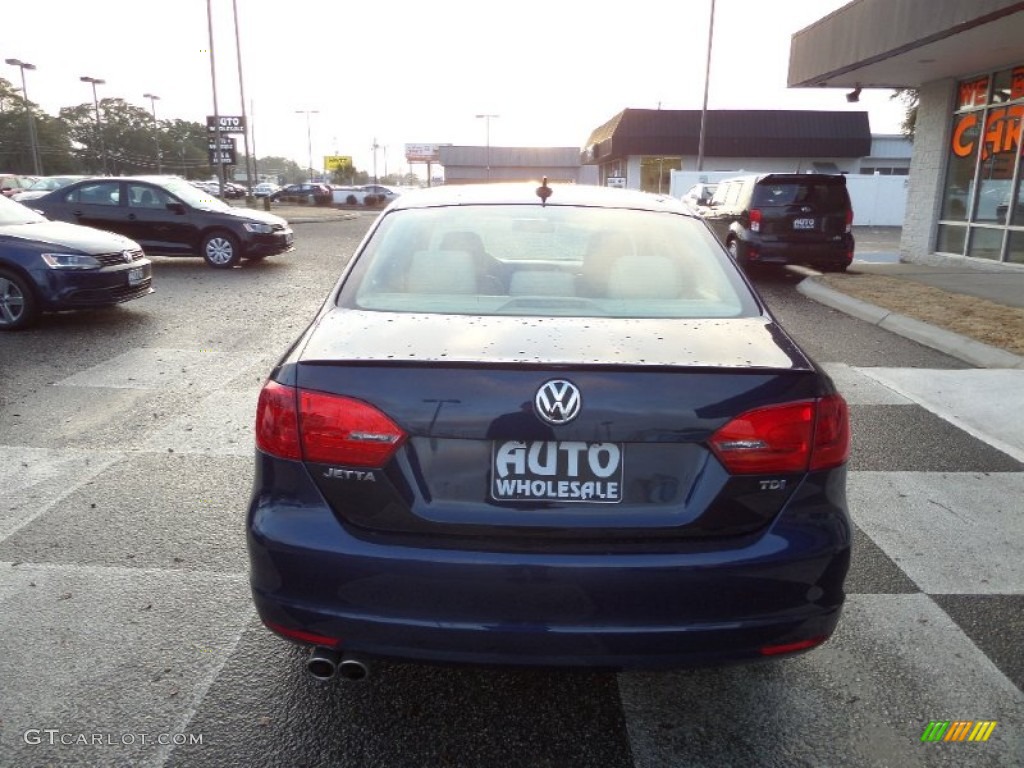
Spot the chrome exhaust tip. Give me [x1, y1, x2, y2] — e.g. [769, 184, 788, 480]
[337, 656, 369, 681]
[306, 646, 341, 680]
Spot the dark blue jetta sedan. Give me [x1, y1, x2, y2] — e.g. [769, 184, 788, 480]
[248, 182, 850, 680]
[0, 194, 152, 330]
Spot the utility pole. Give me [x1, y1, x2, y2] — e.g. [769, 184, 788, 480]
[206, 0, 227, 194]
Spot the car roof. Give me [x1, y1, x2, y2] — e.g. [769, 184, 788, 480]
[717, 173, 848, 185]
[388, 182, 692, 214]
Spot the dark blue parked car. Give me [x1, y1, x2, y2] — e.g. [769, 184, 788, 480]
[248, 182, 851, 681]
[0, 193, 152, 330]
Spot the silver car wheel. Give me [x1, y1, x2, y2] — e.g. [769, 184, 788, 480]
[202, 232, 241, 268]
[206, 237, 233, 264]
[0, 276, 26, 325]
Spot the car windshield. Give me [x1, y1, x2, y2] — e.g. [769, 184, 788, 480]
[27, 177, 73, 191]
[0, 193, 48, 225]
[341, 205, 759, 319]
[158, 178, 232, 211]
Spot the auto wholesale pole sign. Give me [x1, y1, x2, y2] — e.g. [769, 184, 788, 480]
[206, 115, 246, 133]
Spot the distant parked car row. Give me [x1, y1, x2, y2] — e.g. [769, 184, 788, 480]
[1, 173, 38, 197]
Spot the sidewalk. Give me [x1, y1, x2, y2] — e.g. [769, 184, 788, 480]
[796, 227, 1024, 369]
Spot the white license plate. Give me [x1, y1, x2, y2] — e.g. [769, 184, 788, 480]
[127, 267, 145, 286]
[491, 440, 624, 503]
[793, 218, 816, 230]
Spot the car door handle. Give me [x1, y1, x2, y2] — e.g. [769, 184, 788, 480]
[72, 210, 83, 216]
[128, 213, 137, 220]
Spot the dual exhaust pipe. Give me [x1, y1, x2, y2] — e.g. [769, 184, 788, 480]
[307, 646, 369, 681]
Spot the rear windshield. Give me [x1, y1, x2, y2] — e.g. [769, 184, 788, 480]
[752, 180, 849, 208]
[338, 205, 760, 319]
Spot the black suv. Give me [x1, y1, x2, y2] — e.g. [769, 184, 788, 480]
[701, 174, 854, 271]
[31, 176, 293, 269]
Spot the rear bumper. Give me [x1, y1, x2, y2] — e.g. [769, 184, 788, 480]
[737, 236, 854, 267]
[248, 460, 851, 669]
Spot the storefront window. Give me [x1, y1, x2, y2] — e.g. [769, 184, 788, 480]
[640, 156, 681, 194]
[967, 227, 1004, 260]
[942, 113, 979, 220]
[938, 66, 1024, 261]
[1007, 230, 1024, 263]
[936, 224, 967, 255]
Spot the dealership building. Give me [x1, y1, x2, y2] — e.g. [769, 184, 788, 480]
[789, 0, 1024, 267]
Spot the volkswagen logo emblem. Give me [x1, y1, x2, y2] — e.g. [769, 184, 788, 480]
[122, 250, 135, 263]
[534, 379, 581, 425]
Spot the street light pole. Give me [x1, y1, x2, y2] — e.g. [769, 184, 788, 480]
[296, 110, 318, 182]
[143, 92, 162, 173]
[371, 137, 380, 184]
[475, 114, 498, 182]
[80, 76, 108, 174]
[5, 59, 42, 175]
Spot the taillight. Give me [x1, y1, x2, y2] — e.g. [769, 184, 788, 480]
[256, 380, 301, 460]
[845, 208, 854, 233]
[709, 395, 849, 474]
[299, 390, 406, 466]
[809, 394, 849, 470]
[255, 381, 407, 467]
[749, 208, 762, 233]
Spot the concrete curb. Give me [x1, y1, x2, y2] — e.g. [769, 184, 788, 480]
[286, 212, 361, 224]
[796, 277, 1024, 370]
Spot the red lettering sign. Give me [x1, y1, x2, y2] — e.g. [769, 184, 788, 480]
[958, 77, 989, 109]
[952, 114, 978, 157]
[1012, 67, 1024, 100]
[952, 106, 1023, 160]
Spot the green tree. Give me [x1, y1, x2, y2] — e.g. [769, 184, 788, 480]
[162, 119, 212, 178]
[60, 98, 166, 174]
[256, 156, 308, 185]
[892, 88, 918, 140]
[0, 77, 76, 174]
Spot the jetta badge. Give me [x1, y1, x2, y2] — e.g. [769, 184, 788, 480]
[534, 379, 581, 425]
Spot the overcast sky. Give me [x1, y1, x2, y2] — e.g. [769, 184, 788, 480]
[4, 0, 906, 176]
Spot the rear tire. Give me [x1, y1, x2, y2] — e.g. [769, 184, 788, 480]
[0, 268, 40, 330]
[202, 231, 242, 268]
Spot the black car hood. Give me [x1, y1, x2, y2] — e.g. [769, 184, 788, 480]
[0, 220, 139, 254]
[205, 206, 288, 227]
[300, 310, 812, 370]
